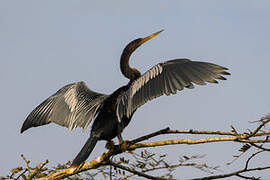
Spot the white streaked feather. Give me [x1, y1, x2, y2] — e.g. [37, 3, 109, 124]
[64, 86, 78, 112]
[23, 81, 108, 132]
[116, 59, 229, 122]
[130, 64, 163, 97]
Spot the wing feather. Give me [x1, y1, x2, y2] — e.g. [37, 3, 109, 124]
[116, 59, 230, 121]
[21, 81, 108, 133]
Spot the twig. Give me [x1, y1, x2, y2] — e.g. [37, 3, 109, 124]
[244, 150, 263, 170]
[28, 160, 49, 180]
[167, 129, 237, 136]
[249, 143, 270, 151]
[190, 166, 270, 180]
[131, 127, 170, 144]
[14, 169, 27, 180]
[236, 174, 260, 180]
[21, 154, 31, 171]
[248, 118, 270, 137]
[109, 161, 169, 180]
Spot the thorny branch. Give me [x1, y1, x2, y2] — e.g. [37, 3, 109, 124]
[3, 115, 270, 180]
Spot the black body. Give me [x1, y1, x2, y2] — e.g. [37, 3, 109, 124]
[91, 85, 132, 141]
[72, 85, 133, 166]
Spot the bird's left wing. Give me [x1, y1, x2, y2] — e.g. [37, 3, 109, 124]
[21, 81, 108, 133]
[116, 59, 230, 121]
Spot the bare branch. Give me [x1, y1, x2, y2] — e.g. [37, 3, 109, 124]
[23, 116, 270, 179]
[248, 116, 270, 137]
[249, 143, 270, 151]
[28, 160, 49, 180]
[127, 137, 270, 151]
[167, 129, 237, 136]
[190, 165, 270, 180]
[244, 150, 263, 170]
[131, 127, 170, 144]
[109, 161, 169, 180]
[21, 154, 31, 171]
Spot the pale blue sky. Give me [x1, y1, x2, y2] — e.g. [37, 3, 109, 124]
[1, 0, 270, 179]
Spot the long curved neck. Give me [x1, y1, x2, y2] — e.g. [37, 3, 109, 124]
[120, 48, 141, 81]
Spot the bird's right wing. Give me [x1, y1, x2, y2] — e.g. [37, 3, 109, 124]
[116, 59, 230, 121]
[21, 81, 108, 133]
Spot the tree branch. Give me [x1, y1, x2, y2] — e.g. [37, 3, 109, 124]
[131, 127, 170, 144]
[191, 148, 268, 180]
[28, 160, 49, 180]
[190, 165, 270, 180]
[39, 137, 270, 179]
[32, 116, 270, 179]
[127, 137, 270, 151]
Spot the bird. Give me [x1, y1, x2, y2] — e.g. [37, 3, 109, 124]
[21, 30, 230, 167]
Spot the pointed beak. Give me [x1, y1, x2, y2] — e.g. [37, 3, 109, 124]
[139, 30, 164, 45]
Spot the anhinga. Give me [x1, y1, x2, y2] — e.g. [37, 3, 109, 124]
[21, 30, 230, 167]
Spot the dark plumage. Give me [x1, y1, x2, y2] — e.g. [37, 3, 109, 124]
[21, 30, 230, 167]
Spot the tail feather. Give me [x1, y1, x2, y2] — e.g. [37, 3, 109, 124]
[71, 135, 98, 166]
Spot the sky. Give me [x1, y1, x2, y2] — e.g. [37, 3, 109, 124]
[1, 0, 270, 179]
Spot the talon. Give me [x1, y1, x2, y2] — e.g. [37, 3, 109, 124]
[105, 140, 115, 150]
[121, 140, 132, 149]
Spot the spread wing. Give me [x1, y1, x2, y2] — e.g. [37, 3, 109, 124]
[116, 59, 230, 121]
[21, 81, 108, 133]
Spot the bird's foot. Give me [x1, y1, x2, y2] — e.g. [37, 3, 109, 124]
[120, 140, 132, 149]
[117, 134, 133, 149]
[105, 140, 115, 150]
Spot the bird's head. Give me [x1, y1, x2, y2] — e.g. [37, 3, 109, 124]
[123, 30, 164, 53]
[120, 30, 164, 80]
